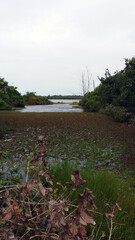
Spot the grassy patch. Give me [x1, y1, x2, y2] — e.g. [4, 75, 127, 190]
[50, 160, 135, 239]
[0, 112, 135, 239]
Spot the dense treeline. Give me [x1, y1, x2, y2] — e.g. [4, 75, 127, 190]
[80, 57, 135, 122]
[0, 78, 25, 110]
[47, 95, 82, 99]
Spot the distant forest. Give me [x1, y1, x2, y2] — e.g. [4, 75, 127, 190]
[47, 95, 82, 99]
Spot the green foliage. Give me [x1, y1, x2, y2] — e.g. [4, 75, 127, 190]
[81, 57, 135, 119]
[0, 99, 12, 110]
[97, 57, 135, 112]
[0, 78, 8, 99]
[23, 92, 52, 105]
[104, 105, 127, 122]
[0, 77, 25, 109]
[79, 90, 101, 112]
[85, 99, 100, 112]
[6, 88, 25, 107]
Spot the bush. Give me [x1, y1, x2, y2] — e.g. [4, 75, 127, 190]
[104, 104, 127, 122]
[0, 99, 12, 110]
[84, 99, 100, 112]
[80, 91, 101, 112]
[23, 92, 53, 105]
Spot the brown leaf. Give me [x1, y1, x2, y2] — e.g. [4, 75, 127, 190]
[13, 201, 21, 219]
[38, 182, 46, 197]
[2, 206, 13, 221]
[50, 210, 66, 227]
[71, 171, 86, 186]
[80, 209, 96, 226]
[22, 180, 36, 196]
[69, 223, 78, 236]
[79, 216, 87, 226]
[79, 188, 97, 210]
[38, 182, 53, 197]
[27, 180, 36, 192]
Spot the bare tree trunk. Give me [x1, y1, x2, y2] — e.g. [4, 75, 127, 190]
[93, 80, 95, 90]
[86, 67, 90, 93]
[82, 72, 86, 95]
[81, 68, 92, 95]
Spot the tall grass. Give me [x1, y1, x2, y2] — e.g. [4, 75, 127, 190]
[50, 160, 135, 239]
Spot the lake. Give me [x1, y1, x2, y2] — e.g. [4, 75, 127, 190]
[17, 102, 83, 113]
[50, 99, 80, 103]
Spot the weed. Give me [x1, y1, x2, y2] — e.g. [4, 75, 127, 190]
[1, 136, 135, 239]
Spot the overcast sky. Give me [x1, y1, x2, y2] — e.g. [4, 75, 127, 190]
[0, 0, 135, 95]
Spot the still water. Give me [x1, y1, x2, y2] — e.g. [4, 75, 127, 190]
[17, 103, 83, 113]
[50, 99, 80, 103]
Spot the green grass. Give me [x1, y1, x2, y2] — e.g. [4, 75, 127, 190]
[50, 160, 135, 239]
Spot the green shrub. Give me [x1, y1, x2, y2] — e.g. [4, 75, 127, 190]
[0, 99, 12, 110]
[80, 91, 101, 112]
[104, 104, 127, 122]
[23, 92, 52, 105]
[84, 99, 100, 112]
[104, 104, 115, 117]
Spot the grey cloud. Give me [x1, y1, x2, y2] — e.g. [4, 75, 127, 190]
[0, 0, 135, 95]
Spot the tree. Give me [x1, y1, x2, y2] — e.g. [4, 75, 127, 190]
[80, 57, 135, 113]
[79, 89, 100, 112]
[23, 92, 52, 105]
[0, 77, 25, 110]
[97, 58, 135, 112]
